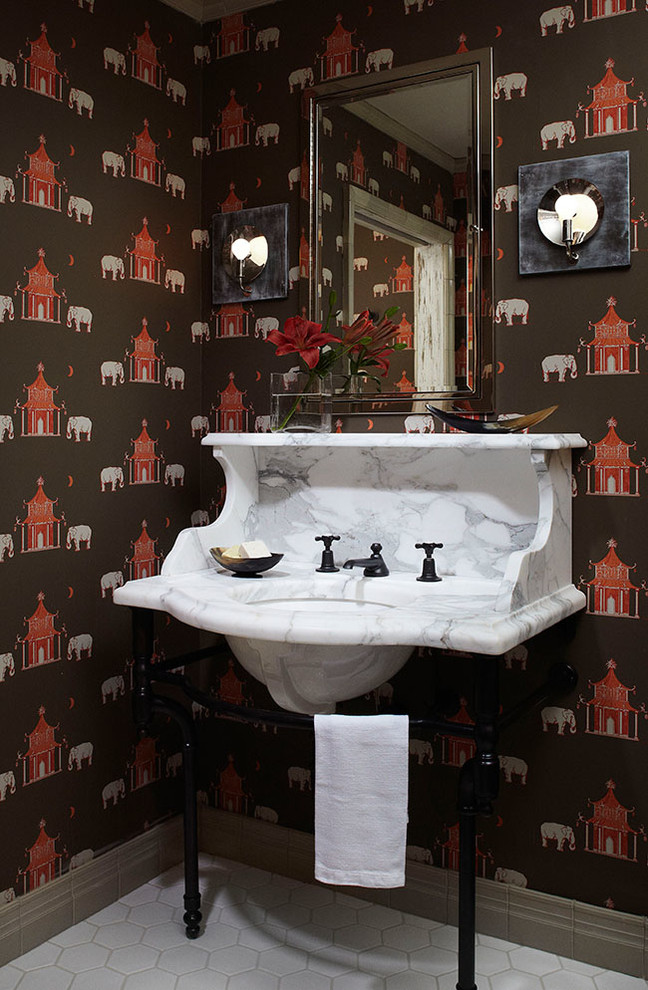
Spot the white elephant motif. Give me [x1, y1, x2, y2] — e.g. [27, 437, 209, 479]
[0, 175, 15, 203]
[165, 753, 183, 777]
[193, 44, 211, 64]
[255, 123, 280, 146]
[101, 255, 125, 280]
[541, 353, 577, 382]
[404, 414, 434, 434]
[539, 5, 575, 35]
[66, 305, 93, 332]
[0, 653, 15, 680]
[540, 119, 576, 150]
[102, 778, 125, 808]
[322, 116, 332, 136]
[164, 463, 185, 487]
[404, 0, 432, 11]
[68, 87, 94, 117]
[255, 27, 280, 50]
[382, 150, 393, 168]
[494, 867, 527, 887]
[100, 466, 124, 492]
[406, 845, 432, 863]
[191, 229, 210, 250]
[165, 173, 186, 198]
[0, 295, 14, 321]
[288, 67, 314, 93]
[66, 525, 92, 551]
[68, 741, 93, 770]
[373, 282, 390, 297]
[409, 739, 434, 765]
[0, 415, 14, 442]
[101, 675, 125, 702]
[499, 756, 528, 784]
[321, 191, 332, 212]
[0, 57, 16, 86]
[164, 366, 185, 390]
[192, 136, 211, 157]
[0, 771, 16, 800]
[190, 415, 209, 437]
[70, 849, 94, 869]
[287, 767, 311, 790]
[255, 317, 279, 340]
[0, 533, 14, 560]
[103, 47, 126, 73]
[353, 257, 368, 271]
[336, 162, 349, 180]
[368, 178, 379, 196]
[191, 321, 210, 342]
[165, 269, 185, 293]
[336, 234, 344, 252]
[541, 706, 576, 734]
[321, 267, 333, 287]
[190, 509, 209, 526]
[494, 72, 528, 100]
[254, 805, 279, 823]
[66, 415, 92, 441]
[288, 265, 301, 288]
[366, 48, 393, 72]
[410, 165, 420, 183]
[166, 78, 187, 104]
[540, 821, 576, 851]
[100, 360, 124, 385]
[101, 151, 125, 177]
[287, 165, 301, 190]
[494, 184, 518, 212]
[67, 633, 93, 660]
[100, 570, 124, 597]
[254, 415, 272, 433]
[494, 298, 529, 326]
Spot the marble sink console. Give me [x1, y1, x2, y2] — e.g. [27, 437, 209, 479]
[113, 433, 587, 713]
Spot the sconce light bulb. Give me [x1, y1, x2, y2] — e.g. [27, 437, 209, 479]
[248, 235, 269, 267]
[554, 194, 578, 222]
[231, 237, 252, 261]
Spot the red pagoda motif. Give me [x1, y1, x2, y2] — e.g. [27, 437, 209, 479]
[18, 706, 62, 785]
[214, 14, 251, 59]
[391, 255, 413, 293]
[456, 278, 467, 318]
[433, 184, 445, 224]
[127, 318, 162, 383]
[453, 171, 468, 200]
[20, 135, 63, 210]
[394, 141, 409, 175]
[213, 304, 251, 338]
[582, 779, 642, 860]
[455, 339, 468, 379]
[17, 592, 64, 670]
[580, 297, 641, 375]
[318, 14, 361, 81]
[578, 58, 643, 138]
[18, 248, 63, 323]
[216, 755, 248, 814]
[21, 24, 63, 101]
[128, 217, 163, 284]
[584, 659, 639, 740]
[126, 419, 161, 485]
[299, 151, 310, 200]
[220, 182, 246, 214]
[394, 370, 416, 393]
[350, 140, 366, 186]
[455, 219, 468, 258]
[213, 372, 251, 431]
[215, 90, 251, 152]
[582, 418, 645, 496]
[130, 22, 163, 90]
[218, 659, 248, 705]
[126, 519, 162, 580]
[437, 822, 491, 875]
[299, 229, 310, 278]
[395, 313, 414, 349]
[584, 0, 637, 18]
[129, 120, 163, 186]
[15, 363, 63, 437]
[441, 699, 476, 767]
[581, 538, 643, 618]
[129, 735, 161, 790]
[17, 819, 63, 894]
[16, 477, 64, 553]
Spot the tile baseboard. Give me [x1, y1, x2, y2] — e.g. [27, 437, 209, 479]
[199, 806, 648, 979]
[0, 817, 184, 968]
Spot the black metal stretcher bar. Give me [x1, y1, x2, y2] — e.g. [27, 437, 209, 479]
[130, 606, 577, 990]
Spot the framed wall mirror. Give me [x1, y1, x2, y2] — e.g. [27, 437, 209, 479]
[303, 48, 494, 411]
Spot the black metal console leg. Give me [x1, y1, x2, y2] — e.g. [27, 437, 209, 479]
[457, 761, 478, 990]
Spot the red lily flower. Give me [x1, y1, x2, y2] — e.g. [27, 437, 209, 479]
[267, 316, 340, 371]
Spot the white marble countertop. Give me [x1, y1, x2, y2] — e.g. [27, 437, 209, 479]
[202, 431, 587, 450]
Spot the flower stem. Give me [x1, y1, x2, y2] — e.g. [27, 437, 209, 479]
[273, 370, 317, 431]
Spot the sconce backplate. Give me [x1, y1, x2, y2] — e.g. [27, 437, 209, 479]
[518, 151, 630, 275]
[212, 204, 289, 304]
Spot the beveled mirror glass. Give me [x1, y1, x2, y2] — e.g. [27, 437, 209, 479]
[304, 48, 494, 410]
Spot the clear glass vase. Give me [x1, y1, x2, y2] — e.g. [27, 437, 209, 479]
[270, 372, 332, 432]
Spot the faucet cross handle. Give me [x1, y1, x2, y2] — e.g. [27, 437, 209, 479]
[315, 535, 340, 573]
[415, 542, 444, 583]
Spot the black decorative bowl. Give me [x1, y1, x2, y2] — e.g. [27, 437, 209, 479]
[210, 548, 283, 577]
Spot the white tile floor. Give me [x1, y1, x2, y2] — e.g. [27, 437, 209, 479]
[1, 854, 646, 990]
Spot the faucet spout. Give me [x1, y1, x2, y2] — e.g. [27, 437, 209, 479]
[342, 542, 389, 577]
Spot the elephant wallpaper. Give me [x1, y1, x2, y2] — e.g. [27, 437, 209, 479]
[1, 0, 648, 936]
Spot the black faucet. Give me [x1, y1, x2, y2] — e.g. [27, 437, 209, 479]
[343, 542, 389, 577]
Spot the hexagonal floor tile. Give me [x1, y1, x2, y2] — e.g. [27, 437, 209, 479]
[207, 944, 259, 976]
[474, 944, 513, 976]
[490, 971, 543, 990]
[258, 945, 309, 976]
[57, 944, 110, 973]
[333, 926, 383, 953]
[409, 943, 459, 976]
[122, 970, 177, 990]
[228, 971, 279, 990]
[69, 969, 124, 990]
[106, 944, 160, 975]
[157, 944, 209, 975]
[383, 924, 431, 952]
[176, 971, 227, 990]
[509, 946, 561, 976]
[312, 904, 358, 930]
[94, 922, 146, 950]
[357, 945, 409, 977]
[279, 972, 332, 990]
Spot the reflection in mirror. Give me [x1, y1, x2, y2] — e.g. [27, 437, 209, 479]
[305, 49, 493, 410]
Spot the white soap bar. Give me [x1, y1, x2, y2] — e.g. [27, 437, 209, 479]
[222, 540, 271, 560]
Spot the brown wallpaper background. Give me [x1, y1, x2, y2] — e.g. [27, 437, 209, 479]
[1, 0, 647, 931]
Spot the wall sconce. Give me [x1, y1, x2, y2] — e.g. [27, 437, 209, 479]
[518, 151, 630, 275]
[212, 204, 288, 304]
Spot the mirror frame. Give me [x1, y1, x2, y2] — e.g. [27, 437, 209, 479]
[303, 47, 494, 411]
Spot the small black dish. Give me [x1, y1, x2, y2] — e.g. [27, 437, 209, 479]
[210, 548, 283, 577]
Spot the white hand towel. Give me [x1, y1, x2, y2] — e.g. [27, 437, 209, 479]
[314, 714, 409, 888]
